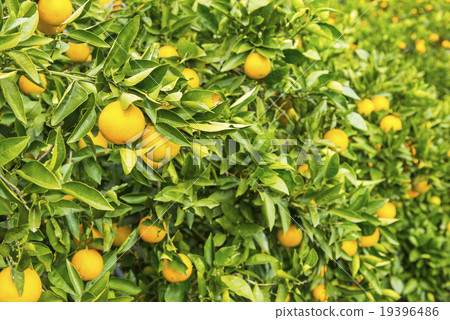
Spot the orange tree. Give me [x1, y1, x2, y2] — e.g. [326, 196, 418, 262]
[0, 0, 448, 302]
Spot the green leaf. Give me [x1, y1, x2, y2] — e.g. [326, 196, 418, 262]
[17, 161, 62, 190]
[61, 182, 113, 211]
[230, 86, 259, 111]
[189, 122, 249, 133]
[347, 112, 368, 131]
[120, 148, 137, 175]
[329, 208, 365, 223]
[0, 79, 27, 124]
[155, 123, 190, 146]
[246, 254, 278, 265]
[0, 136, 30, 167]
[220, 275, 255, 301]
[67, 108, 96, 144]
[51, 82, 89, 126]
[259, 191, 276, 231]
[109, 278, 141, 295]
[66, 259, 83, 297]
[49, 127, 66, 171]
[68, 30, 110, 48]
[325, 153, 339, 179]
[104, 16, 140, 73]
[0, 33, 22, 52]
[7, 51, 39, 83]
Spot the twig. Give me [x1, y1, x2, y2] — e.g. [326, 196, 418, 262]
[37, 145, 54, 161]
[0, 174, 30, 210]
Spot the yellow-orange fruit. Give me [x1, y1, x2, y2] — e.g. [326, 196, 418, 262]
[360, 228, 380, 247]
[341, 240, 358, 257]
[162, 254, 193, 283]
[139, 216, 167, 243]
[0, 267, 42, 302]
[18, 74, 47, 95]
[324, 129, 349, 153]
[377, 202, 396, 219]
[244, 52, 271, 79]
[71, 249, 104, 281]
[277, 225, 303, 247]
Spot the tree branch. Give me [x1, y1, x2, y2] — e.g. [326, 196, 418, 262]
[0, 174, 30, 210]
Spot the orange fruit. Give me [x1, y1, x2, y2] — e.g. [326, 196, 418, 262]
[371, 96, 389, 111]
[140, 125, 180, 163]
[18, 74, 47, 95]
[399, 41, 407, 50]
[38, 0, 73, 26]
[413, 179, 430, 194]
[320, 265, 327, 277]
[65, 42, 91, 63]
[407, 188, 420, 198]
[429, 33, 439, 42]
[162, 253, 193, 283]
[159, 45, 179, 58]
[324, 129, 349, 153]
[294, 36, 302, 49]
[112, 223, 132, 247]
[377, 202, 396, 219]
[380, 115, 402, 133]
[99, 0, 122, 10]
[341, 240, 358, 256]
[73, 224, 104, 251]
[78, 131, 108, 149]
[360, 228, 380, 247]
[357, 99, 374, 116]
[181, 68, 200, 88]
[0, 267, 42, 302]
[277, 225, 303, 247]
[139, 216, 167, 243]
[98, 101, 146, 144]
[312, 284, 328, 302]
[37, 20, 66, 34]
[71, 249, 104, 281]
[244, 52, 271, 79]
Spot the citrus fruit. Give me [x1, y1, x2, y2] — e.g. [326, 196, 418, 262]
[407, 188, 419, 198]
[429, 33, 439, 42]
[66, 42, 91, 63]
[113, 223, 132, 247]
[98, 101, 146, 144]
[140, 125, 181, 163]
[377, 202, 396, 219]
[71, 249, 104, 281]
[324, 129, 349, 153]
[244, 52, 271, 79]
[429, 196, 441, 206]
[357, 98, 374, 116]
[18, 74, 47, 95]
[139, 216, 167, 243]
[78, 131, 108, 149]
[371, 96, 389, 111]
[73, 224, 104, 251]
[277, 225, 303, 247]
[312, 284, 328, 302]
[159, 45, 179, 58]
[37, 20, 66, 34]
[162, 253, 193, 283]
[294, 36, 302, 48]
[380, 115, 402, 133]
[38, 0, 73, 26]
[0, 267, 42, 302]
[181, 68, 200, 88]
[320, 265, 327, 277]
[360, 228, 380, 247]
[341, 240, 358, 256]
[279, 108, 300, 125]
[413, 179, 430, 194]
[399, 41, 407, 50]
[99, 0, 122, 10]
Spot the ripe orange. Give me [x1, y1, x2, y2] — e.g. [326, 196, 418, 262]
[71, 249, 104, 281]
[159, 45, 179, 58]
[277, 225, 303, 247]
[429, 33, 439, 42]
[99, 0, 122, 10]
[0, 267, 42, 302]
[113, 223, 132, 247]
[181, 68, 200, 88]
[320, 265, 327, 277]
[38, 0, 73, 26]
[357, 98, 375, 116]
[360, 228, 380, 247]
[18, 74, 47, 95]
[65, 42, 91, 63]
[139, 216, 167, 243]
[37, 20, 66, 35]
[244, 52, 271, 79]
[371, 96, 389, 111]
[324, 129, 349, 153]
[406, 188, 420, 198]
[140, 125, 180, 163]
[294, 36, 302, 49]
[162, 253, 193, 283]
[341, 240, 358, 256]
[377, 202, 396, 219]
[312, 284, 328, 302]
[413, 179, 430, 194]
[78, 131, 108, 149]
[380, 115, 402, 133]
[98, 101, 146, 144]
[73, 224, 104, 251]
[399, 41, 407, 50]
